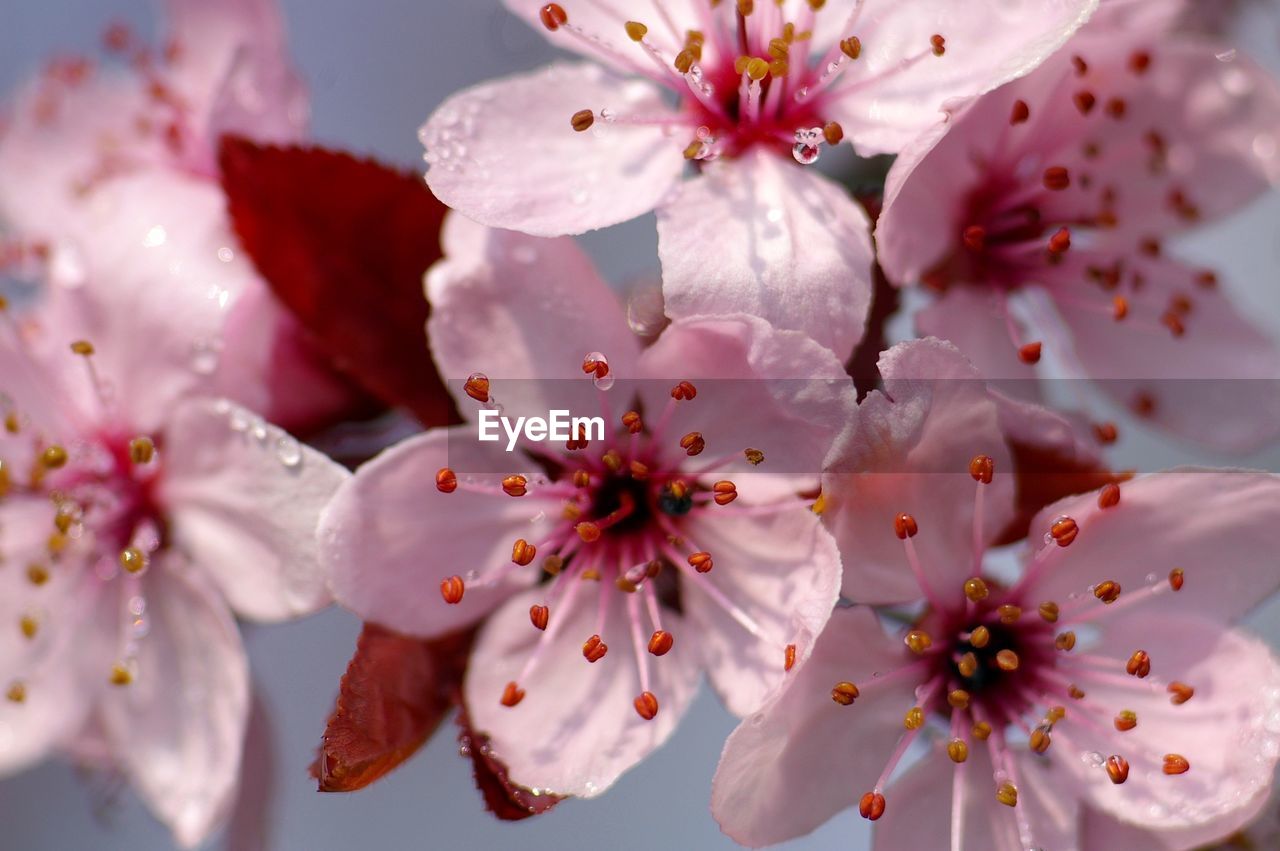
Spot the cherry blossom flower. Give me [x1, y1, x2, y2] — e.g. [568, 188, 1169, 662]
[420, 0, 1098, 357]
[0, 0, 354, 433]
[876, 29, 1280, 451]
[322, 214, 853, 797]
[712, 339, 1280, 849]
[0, 245, 347, 844]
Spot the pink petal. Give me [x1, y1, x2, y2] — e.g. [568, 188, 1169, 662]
[681, 505, 841, 717]
[823, 339, 1015, 604]
[421, 63, 684, 237]
[823, 0, 1098, 155]
[915, 288, 1039, 382]
[158, 399, 348, 622]
[711, 607, 914, 846]
[100, 556, 250, 848]
[426, 213, 640, 423]
[322, 428, 546, 638]
[656, 152, 875, 359]
[1022, 470, 1280, 625]
[464, 585, 702, 797]
[502, 0, 700, 76]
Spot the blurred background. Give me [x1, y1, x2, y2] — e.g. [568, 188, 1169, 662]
[4, 1, 1280, 848]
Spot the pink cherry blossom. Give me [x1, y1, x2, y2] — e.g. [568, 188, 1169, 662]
[0, 247, 347, 844]
[322, 214, 854, 797]
[877, 29, 1280, 451]
[712, 339, 1280, 849]
[420, 0, 1098, 357]
[0, 0, 353, 433]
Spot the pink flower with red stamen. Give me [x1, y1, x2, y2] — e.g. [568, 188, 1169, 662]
[321, 215, 852, 796]
[0, 247, 346, 845]
[420, 0, 1098, 357]
[712, 339, 1280, 849]
[877, 30, 1280, 451]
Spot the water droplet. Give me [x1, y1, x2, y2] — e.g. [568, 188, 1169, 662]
[229, 409, 251, 433]
[600, 107, 616, 123]
[766, 207, 785, 223]
[275, 435, 302, 468]
[1144, 572, 1157, 583]
[190, 338, 222, 375]
[1081, 751, 1105, 768]
[49, 243, 87, 289]
[141, 225, 167, 248]
[794, 86, 809, 101]
[584, 351, 614, 390]
[216, 246, 234, 263]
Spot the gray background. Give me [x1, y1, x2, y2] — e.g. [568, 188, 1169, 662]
[3, 1, 1280, 849]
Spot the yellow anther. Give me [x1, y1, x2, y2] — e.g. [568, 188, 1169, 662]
[963, 577, 989, 602]
[997, 604, 1022, 624]
[904, 630, 932, 654]
[1029, 726, 1051, 753]
[904, 706, 924, 730]
[119, 547, 148, 574]
[69, 340, 95, 356]
[947, 689, 971, 710]
[947, 739, 968, 763]
[624, 21, 648, 41]
[109, 663, 134, 686]
[746, 57, 770, 81]
[972, 721, 992, 740]
[996, 782, 1018, 807]
[41, 445, 68, 469]
[19, 614, 38, 639]
[6, 681, 26, 703]
[840, 36, 862, 60]
[957, 652, 978, 678]
[1038, 601, 1060, 623]
[129, 436, 156, 465]
[26, 564, 49, 586]
[969, 625, 990, 648]
[1055, 631, 1077, 651]
[995, 649, 1019, 671]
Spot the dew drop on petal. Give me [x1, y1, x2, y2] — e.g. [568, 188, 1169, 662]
[792, 127, 823, 165]
[1081, 751, 1105, 768]
[275, 435, 302, 468]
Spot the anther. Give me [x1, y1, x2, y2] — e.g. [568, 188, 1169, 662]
[1093, 580, 1121, 604]
[629, 461, 649, 480]
[19, 614, 38, 639]
[70, 340, 95, 356]
[529, 605, 549, 631]
[1010, 99, 1030, 125]
[1106, 755, 1130, 784]
[512, 539, 537, 566]
[832, 681, 859, 705]
[1047, 228, 1071, 255]
[972, 721, 992, 740]
[947, 739, 968, 763]
[859, 792, 885, 821]
[674, 48, 697, 73]
[5, 681, 26, 703]
[744, 448, 765, 466]
[823, 122, 844, 145]
[1094, 422, 1120, 445]
[904, 706, 925, 729]
[539, 3, 567, 30]
[624, 21, 648, 41]
[543, 554, 565, 575]
[576, 522, 602, 543]
[1047, 705, 1066, 723]
[1095, 483, 1122, 512]
[1162, 754, 1190, 775]
[958, 652, 978, 678]
[1114, 710, 1137, 731]
[678, 432, 706, 456]
[688, 552, 713, 573]
[964, 577, 989, 602]
[501, 681, 526, 706]
[1055, 631, 1076, 651]
[1068, 684, 1086, 699]
[602, 450, 623, 472]
[996, 782, 1018, 807]
[41, 446, 68, 469]
[502, 475, 528, 497]
[904, 630, 932, 654]
[1129, 51, 1151, 74]
[1074, 91, 1096, 114]
[947, 689, 971, 710]
[1029, 726, 1051, 754]
[1050, 516, 1078, 547]
[1071, 55, 1088, 76]
[1105, 97, 1127, 119]
[622, 411, 642, 434]
[1018, 343, 1042, 365]
[1126, 650, 1151, 678]
[1043, 166, 1071, 191]
[435, 468, 457, 493]
[671, 381, 697, 401]
[649, 630, 674, 656]
[893, 513, 918, 539]
[968, 455, 994, 484]
[583, 634, 608, 663]
[634, 691, 659, 720]
[26, 564, 49, 586]
[970, 625, 991, 649]
[962, 225, 986, 252]
[440, 576, 465, 605]
[930, 34, 946, 56]
[464, 373, 490, 403]
[840, 37, 862, 60]
[119, 547, 148, 574]
[785, 644, 796, 671]
[571, 109, 595, 132]
[712, 481, 738, 505]
[1168, 568, 1184, 591]
[995, 649, 1019, 672]
[1039, 601, 1060, 623]
[1167, 681, 1194, 704]
[998, 604, 1022, 624]
[109, 663, 134, 686]
[128, 436, 156, 465]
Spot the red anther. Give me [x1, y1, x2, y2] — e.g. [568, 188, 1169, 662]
[1018, 342, 1043, 365]
[1098, 482, 1121, 509]
[530, 604, 550, 631]
[930, 34, 946, 56]
[1050, 516, 1078, 547]
[582, 354, 609, 379]
[575, 521, 602, 543]
[1073, 90, 1097, 114]
[1133, 392, 1157, 416]
[502, 475, 528, 497]
[1043, 166, 1071, 191]
[1161, 311, 1186, 338]
[1162, 754, 1190, 775]
[679, 431, 706, 456]
[671, 381, 698, 400]
[1094, 580, 1122, 604]
[832, 681, 859, 705]
[1105, 97, 1127, 119]
[1048, 227, 1071, 254]
[539, 3, 567, 30]
[501, 681, 526, 707]
[634, 691, 659, 720]
[1195, 270, 1218, 289]
[435, 467, 458, 493]
[840, 36, 861, 60]
[464, 373, 490, 403]
[1140, 237, 1162, 257]
[512, 538, 537, 566]
[785, 644, 797, 671]
[565, 424, 590, 451]
[1111, 295, 1129, 321]
[712, 480, 738, 505]
[440, 576, 465, 605]
[572, 469, 591, 488]
[622, 411, 643, 434]
[1168, 568, 1185, 591]
[859, 792, 886, 821]
[582, 634, 608, 663]
[688, 552, 714, 573]
[962, 225, 986, 252]
[1128, 50, 1151, 75]
[1010, 99, 1030, 125]
[103, 22, 132, 52]
[1167, 681, 1194, 704]
[1071, 55, 1088, 76]
[1169, 294, 1193, 316]
[744, 448, 765, 466]
[1094, 422, 1119, 445]
[894, 513, 918, 539]
[820, 122, 845, 146]
[571, 109, 595, 132]
[1114, 710, 1137, 731]
[1126, 650, 1151, 678]
[648, 630, 674, 656]
[1106, 755, 1130, 784]
[969, 455, 994, 484]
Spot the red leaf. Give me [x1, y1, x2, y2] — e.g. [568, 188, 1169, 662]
[219, 137, 460, 428]
[313, 624, 473, 792]
[457, 705, 564, 821]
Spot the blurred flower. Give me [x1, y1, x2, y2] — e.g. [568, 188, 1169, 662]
[713, 338, 1280, 849]
[419, 0, 1097, 358]
[321, 214, 854, 798]
[0, 237, 347, 845]
[876, 29, 1280, 451]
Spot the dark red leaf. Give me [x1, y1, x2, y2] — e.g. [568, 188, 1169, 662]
[313, 624, 473, 792]
[996, 439, 1131, 545]
[457, 705, 564, 820]
[219, 136, 460, 428]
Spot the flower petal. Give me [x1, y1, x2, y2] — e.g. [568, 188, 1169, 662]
[711, 606, 914, 846]
[322, 428, 546, 638]
[464, 585, 701, 797]
[657, 153, 874, 360]
[823, 339, 1015, 604]
[421, 63, 684, 237]
[915, 287, 1039, 382]
[159, 399, 348, 622]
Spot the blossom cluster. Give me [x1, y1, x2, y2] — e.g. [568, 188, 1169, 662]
[1, 0, 1279, 848]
